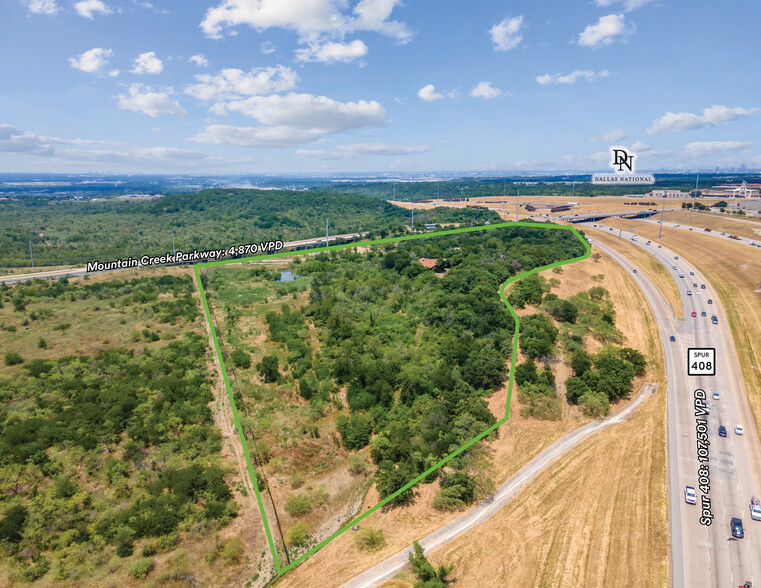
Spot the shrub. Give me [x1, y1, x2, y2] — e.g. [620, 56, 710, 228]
[286, 521, 308, 546]
[354, 527, 386, 551]
[130, 558, 154, 579]
[284, 494, 312, 517]
[220, 537, 243, 563]
[4, 351, 23, 366]
[230, 349, 251, 369]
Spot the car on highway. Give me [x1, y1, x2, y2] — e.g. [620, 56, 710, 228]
[687, 290, 693, 296]
[675, 225, 681, 228]
[693, 283, 698, 287]
[670, 335, 676, 342]
[691, 311, 697, 317]
[721, 232, 726, 235]
[708, 299, 713, 304]
[712, 315, 718, 324]
[701, 284, 706, 289]
[690, 271, 695, 275]
[633, 269, 637, 273]
[702, 311, 707, 316]
[672, 265, 678, 270]
[736, 425, 744, 436]
[713, 391, 720, 400]
[751, 497, 761, 521]
[679, 273, 685, 278]
[674, 255, 679, 259]
[694, 290, 700, 295]
[719, 426, 727, 437]
[685, 486, 697, 505]
[731, 517, 745, 539]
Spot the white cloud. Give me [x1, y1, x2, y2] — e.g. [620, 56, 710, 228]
[536, 69, 609, 85]
[133, 0, 169, 14]
[189, 54, 209, 67]
[594, 0, 654, 11]
[131, 51, 163, 75]
[68, 48, 113, 73]
[590, 129, 627, 142]
[261, 41, 276, 54]
[0, 124, 54, 155]
[24, 0, 59, 15]
[74, 0, 112, 19]
[190, 124, 324, 148]
[489, 16, 524, 51]
[418, 84, 444, 102]
[646, 105, 760, 135]
[578, 14, 633, 49]
[295, 39, 368, 63]
[200, 0, 411, 43]
[116, 83, 186, 117]
[191, 92, 386, 147]
[185, 66, 298, 101]
[683, 141, 752, 158]
[296, 142, 431, 159]
[470, 81, 501, 99]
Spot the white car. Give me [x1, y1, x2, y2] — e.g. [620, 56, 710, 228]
[751, 497, 761, 521]
[713, 391, 720, 400]
[736, 425, 744, 436]
[685, 486, 697, 505]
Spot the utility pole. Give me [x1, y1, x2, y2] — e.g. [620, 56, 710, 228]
[325, 218, 329, 247]
[572, 181, 575, 199]
[659, 196, 665, 240]
[516, 188, 519, 221]
[171, 230, 175, 256]
[29, 239, 34, 268]
[411, 191, 414, 230]
[619, 228, 622, 240]
[693, 172, 700, 209]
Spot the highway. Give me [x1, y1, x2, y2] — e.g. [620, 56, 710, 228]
[588, 224, 761, 588]
[635, 217, 761, 248]
[340, 381, 655, 588]
[0, 232, 364, 284]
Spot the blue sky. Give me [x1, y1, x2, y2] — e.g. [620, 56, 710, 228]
[1, 0, 760, 173]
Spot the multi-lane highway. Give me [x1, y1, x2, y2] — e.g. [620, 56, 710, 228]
[589, 224, 761, 588]
[0, 231, 364, 284]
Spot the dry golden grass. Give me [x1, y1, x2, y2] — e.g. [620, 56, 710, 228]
[275, 245, 664, 588]
[661, 211, 761, 240]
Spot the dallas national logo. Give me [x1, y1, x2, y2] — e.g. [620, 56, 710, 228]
[592, 146, 654, 185]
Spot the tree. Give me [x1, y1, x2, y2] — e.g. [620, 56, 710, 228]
[591, 252, 601, 263]
[230, 349, 251, 369]
[256, 355, 280, 383]
[409, 541, 452, 587]
[570, 349, 592, 376]
[286, 521, 308, 546]
[4, 351, 23, 366]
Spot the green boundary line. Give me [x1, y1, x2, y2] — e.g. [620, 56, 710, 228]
[193, 221, 590, 576]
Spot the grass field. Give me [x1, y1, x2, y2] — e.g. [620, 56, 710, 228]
[659, 211, 761, 240]
[274, 247, 665, 588]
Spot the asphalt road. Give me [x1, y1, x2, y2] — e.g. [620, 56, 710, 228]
[0, 232, 364, 284]
[340, 385, 655, 588]
[590, 224, 761, 588]
[635, 217, 761, 248]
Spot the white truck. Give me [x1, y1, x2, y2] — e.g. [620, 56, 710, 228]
[750, 497, 761, 521]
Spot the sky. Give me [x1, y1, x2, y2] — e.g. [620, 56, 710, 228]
[1, 0, 760, 174]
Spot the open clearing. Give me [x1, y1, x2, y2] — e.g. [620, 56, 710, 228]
[602, 217, 761, 431]
[274, 245, 663, 588]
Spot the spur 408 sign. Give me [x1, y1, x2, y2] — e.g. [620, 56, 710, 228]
[592, 146, 655, 185]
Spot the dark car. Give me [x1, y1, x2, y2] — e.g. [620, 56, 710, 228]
[719, 426, 727, 437]
[691, 311, 697, 317]
[670, 335, 676, 342]
[702, 311, 707, 317]
[732, 517, 744, 539]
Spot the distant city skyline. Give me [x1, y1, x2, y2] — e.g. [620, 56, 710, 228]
[1, 0, 759, 173]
